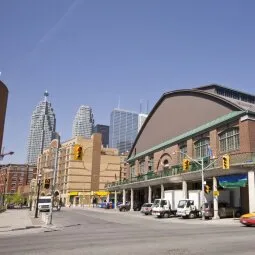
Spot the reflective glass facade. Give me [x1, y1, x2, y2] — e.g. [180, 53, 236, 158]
[26, 92, 56, 165]
[109, 109, 138, 154]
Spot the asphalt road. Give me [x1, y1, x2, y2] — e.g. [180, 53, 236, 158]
[0, 207, 255, 255]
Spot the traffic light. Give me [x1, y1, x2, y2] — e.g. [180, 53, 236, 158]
[222, 154, 230, 169]
[44, 179, 50, 189]
[74, 145, 83, 160]
[182, 159, 190, 171]
[205, 185, 210, 194]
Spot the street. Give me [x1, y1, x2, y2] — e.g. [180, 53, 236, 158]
[0, 208, 255, 255]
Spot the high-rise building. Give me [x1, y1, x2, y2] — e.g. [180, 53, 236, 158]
[72, 105, 94, 139]
[109, 108, 138, 154]
[26, 91, 57, 165]
[94, 124, 109, 148]
[138, 113, 148, 132]
[0, 80, 8, 153]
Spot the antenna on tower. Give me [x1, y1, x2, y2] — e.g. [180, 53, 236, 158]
[147, 100, 149, 114]
[117, 96, 120, 109]
[139, 99, 143, 113]
[44, 90, 49, 102]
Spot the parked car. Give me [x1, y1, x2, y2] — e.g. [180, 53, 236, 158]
[119, 201, 142, 212]
[240, 212, 255, 227]
[140, 203, 153, 215]
[204, 202, 241, 219]
[7, 204, 15, 209]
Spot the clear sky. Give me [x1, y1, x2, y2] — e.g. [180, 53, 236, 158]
[1, 0, 255, 164]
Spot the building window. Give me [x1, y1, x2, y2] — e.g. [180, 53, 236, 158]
[179, 145, 187, 161]
[139, 160, 145, 174]
[130, 165, 135, 178]
[194, 138, 209, 159]
[148, 156, 154, 172]
[219, 128, 239, 153]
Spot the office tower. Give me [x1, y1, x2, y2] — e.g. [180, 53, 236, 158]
[138, 113, 148, 132]
[26, 91, 57, 165]
[94, 124, 109, 147]
[72, 105, 94, 138]
[109, 108, 138, 154]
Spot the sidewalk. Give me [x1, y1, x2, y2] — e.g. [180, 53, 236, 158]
[0, 209, 42, 233]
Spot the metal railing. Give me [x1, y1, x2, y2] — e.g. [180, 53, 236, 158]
[105, 152, 255, 188]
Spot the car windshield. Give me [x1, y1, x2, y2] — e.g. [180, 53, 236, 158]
[178, 200, 187, 208]
[38, 199, 51, 203]
[142, 203, 152, 207]
[153, 199, 160, 208]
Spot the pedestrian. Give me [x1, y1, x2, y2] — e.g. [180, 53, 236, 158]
[92, 197, 96, 208]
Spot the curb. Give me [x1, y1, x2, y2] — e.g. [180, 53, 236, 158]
[11, 225, 42, 231]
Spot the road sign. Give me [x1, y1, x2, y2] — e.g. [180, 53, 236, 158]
[213, 191, 219, 197]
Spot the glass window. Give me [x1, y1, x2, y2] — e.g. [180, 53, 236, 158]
[219, 128, 239, 152]
[194, 138, 209, 159]
[179, 145, 187, 161]
[139, 160, 145, 174]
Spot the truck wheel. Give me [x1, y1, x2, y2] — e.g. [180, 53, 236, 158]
[163, 212, 169, 218]
[189, 212, 196, 219]
[235, 211, 241, 218]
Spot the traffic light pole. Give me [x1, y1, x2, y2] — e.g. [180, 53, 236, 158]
[201, 159, 205, 221]
[48, 146, 59, 225]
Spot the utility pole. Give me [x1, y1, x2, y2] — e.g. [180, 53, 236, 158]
[48, 139, 59, 225]
[34, 174, 42, 218]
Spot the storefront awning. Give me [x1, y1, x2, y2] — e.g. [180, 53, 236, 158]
[218, 174, 248, 188]
[95, 191, 109, 196]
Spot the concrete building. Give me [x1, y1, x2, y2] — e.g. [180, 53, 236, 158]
[37, 134, 123, 206]
[0, 80, 8, 153]
[109, 108, 138, 154]
[0, 164, 37, 195]
[94, 124, 109, 148]
[72, 105, 94, 139]
[107, 84, 255, 216]
[26, 91, 57, 165]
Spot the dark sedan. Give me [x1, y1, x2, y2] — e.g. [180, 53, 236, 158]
[119, 202, 142, 212]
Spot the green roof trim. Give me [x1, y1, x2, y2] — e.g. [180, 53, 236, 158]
[128, 111, 245, 162]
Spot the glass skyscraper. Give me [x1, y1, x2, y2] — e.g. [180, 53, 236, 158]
[26, 91, 56, 165]
[94, 124, 109, 148]
[109, 108, 138, 154]
[72, 105, 94, 139]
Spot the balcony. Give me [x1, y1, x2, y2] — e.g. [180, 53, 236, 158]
[106, 152, 255, 189]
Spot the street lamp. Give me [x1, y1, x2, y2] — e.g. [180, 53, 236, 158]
[34, 173, 42, 218]
[173, 151, 206, 220]
[0, 151, 14, 161]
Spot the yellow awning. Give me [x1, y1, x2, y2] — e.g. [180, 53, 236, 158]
[69, 191, 78, 196]
[95, 191, 109, 196]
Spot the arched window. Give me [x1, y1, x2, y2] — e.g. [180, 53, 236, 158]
[219, 128, 239, 152]
[163, 159, 169, 167]
[194, 138, 209, 159]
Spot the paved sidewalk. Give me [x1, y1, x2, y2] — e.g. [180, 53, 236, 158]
[0, 209, 42, 233]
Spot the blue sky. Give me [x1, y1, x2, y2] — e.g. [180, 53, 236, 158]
[1, 0, 255, 164]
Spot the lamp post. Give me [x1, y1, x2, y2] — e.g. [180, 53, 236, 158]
[0, 151, 14, 161]
[173, 151, 206, 220]
[34, 173, 42, 218]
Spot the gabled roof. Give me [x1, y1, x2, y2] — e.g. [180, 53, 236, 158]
[127, 111, 245, 162]
[128, 87, 245, 160]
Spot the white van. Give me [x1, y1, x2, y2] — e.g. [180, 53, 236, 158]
[38, 196, 52, 212]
